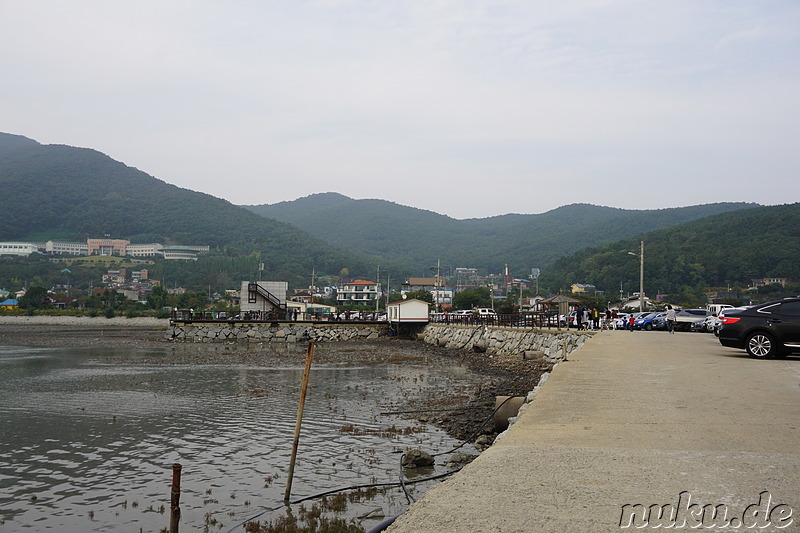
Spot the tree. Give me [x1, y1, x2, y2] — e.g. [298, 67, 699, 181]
[404, 289, 434, 304]
[148, 285, 168, 310]
[19, 286, 48, 309]
[453, 287, 491, 310]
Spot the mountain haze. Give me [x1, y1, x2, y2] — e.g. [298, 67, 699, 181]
[245, 193, 757, 274]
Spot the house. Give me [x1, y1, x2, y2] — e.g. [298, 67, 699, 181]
[47, 294, 78, 309]
[291, 289, 313, 303]
[387, 299, 430, 323]
[571, 283, 596, 294]
[0, 298, 19, 310]
[337, 280, 379, 305]
[750, 277, 788, 288]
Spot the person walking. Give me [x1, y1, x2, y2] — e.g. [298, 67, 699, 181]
[665, 305, 677, 334]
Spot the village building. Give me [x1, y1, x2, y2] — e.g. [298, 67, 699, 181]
[387, 298, 430, 323]
[337, 280, 379, 305]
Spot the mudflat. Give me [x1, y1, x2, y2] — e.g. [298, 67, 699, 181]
[0, 317, 552, 442]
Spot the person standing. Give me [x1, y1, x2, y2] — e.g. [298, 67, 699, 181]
[665, 305, 677, 334]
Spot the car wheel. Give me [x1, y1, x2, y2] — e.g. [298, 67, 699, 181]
[645, 323, 653, 331]
[745, 332, 777, 359]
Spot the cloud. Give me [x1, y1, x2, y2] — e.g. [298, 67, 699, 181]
[1, 0, 798, 218]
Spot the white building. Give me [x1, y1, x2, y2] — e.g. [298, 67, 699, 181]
[337, 280, 379, 304]
[0, 242, 38, 256]
[387, 299, 430, 323]
[127, 243, 164, 257]
[240, 281, 288, 314]
[45, 241, 89, 255]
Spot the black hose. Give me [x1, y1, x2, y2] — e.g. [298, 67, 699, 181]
[226, 394, 522, 531]
[225, 469, 461, 533]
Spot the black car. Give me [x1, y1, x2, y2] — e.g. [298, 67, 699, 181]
[718, 298, 800, 358]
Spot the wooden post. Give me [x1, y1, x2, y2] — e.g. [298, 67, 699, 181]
[169, 463, 182, 533]
[284, 340, 315, 503]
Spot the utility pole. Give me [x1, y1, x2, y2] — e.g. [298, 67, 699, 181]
[310, 267, 315, 305]
[638, 240, 644, 312]
[627, 241, 645, 312]
[376, 265, 380, 311]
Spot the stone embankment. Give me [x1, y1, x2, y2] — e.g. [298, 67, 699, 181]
[167, 321, 390, 343]
[420, 324, 590, 363]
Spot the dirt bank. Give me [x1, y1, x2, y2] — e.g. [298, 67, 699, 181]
[0, 322, 552, 442]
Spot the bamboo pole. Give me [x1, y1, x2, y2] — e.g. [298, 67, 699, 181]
[284, 340, 315, 503]
[169, 463, 182, 533]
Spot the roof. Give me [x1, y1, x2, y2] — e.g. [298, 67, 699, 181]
[538, 294, 580, 304]
[344, 280, 376, 286]
[0, 299, 18, 306]
[403, 277, 444, 286]
[387, 298, 430, 306]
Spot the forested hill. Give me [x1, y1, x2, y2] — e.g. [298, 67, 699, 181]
[245, 193, 757, 273]
[538, 202, 800, 302]
[0, 133, 376, 281]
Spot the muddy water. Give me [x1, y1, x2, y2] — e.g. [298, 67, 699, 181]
[0, 342, 482, 532]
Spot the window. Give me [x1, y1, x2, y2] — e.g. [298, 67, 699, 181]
[778, 301, 800, 317]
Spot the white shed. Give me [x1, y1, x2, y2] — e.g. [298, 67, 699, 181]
[387, 299, 430, 323]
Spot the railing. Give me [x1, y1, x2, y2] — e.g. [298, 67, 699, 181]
[247, 283, 286, 311]
[429, 312, 563, 329]
[170, 309, 388, 323]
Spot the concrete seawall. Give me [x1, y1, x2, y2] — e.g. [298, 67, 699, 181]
[166, 321, 593, 357]
[420, 324, 592, 363]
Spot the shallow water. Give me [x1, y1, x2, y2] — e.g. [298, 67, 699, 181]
[0, 343, 481, 532]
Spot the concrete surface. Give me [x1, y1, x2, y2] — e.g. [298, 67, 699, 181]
[386, 330, 800, 533]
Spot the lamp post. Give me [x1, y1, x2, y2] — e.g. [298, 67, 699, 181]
[627, 241, 645, 312]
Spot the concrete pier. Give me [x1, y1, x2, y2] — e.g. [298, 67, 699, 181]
[386, 330, 800, 533]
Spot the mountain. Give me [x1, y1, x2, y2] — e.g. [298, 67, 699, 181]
[0, 133, 377, 282]
[245, 193, 758, 274]
[538, 202, 800, 302]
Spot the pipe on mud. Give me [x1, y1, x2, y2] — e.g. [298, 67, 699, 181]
[493, 396, 525, 432]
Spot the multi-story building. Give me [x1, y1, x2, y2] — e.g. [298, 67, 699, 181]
[0, 242, 38, 256]
[44, 241, 89, 255]
[337, 280, 379, 304]
[126, 243, 163, 257]
[102, 269, 127, 285]
[87, 238, 130, 256]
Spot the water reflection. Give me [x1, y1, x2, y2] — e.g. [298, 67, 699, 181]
[0, 342, 479, 532]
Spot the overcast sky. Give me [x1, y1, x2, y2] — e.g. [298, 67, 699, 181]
[2, 1, 798, 219]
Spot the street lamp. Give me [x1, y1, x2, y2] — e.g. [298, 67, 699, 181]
[626, 241, 645, 312]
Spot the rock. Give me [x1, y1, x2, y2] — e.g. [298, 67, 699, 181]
[444, 452, 478, 468]
[402, 449, 435, 468]
[475, 435, 494, 447]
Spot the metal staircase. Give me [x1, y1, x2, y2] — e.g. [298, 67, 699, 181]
[247, 283, 287, 312]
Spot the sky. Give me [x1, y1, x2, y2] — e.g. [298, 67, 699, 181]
[2, 1, 799, 219]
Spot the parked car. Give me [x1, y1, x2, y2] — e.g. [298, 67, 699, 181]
[718, 298, 800, 358]
[634, 312, 666, 331]
[674, 308, 709, 332]
[611, 313, 631, 329]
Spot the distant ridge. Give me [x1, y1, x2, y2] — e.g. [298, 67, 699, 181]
[0, 132, 377, 281]
[245, 193, 758, 273]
